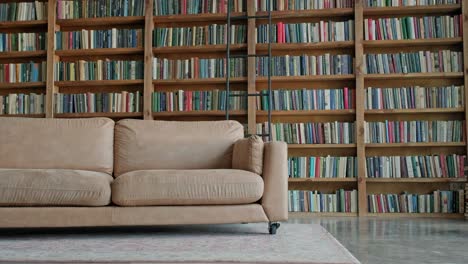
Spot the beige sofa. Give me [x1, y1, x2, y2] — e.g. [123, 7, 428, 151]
[0, 117, 287, 234]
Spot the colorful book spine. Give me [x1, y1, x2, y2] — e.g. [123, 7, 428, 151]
[54, 91, 142, 113]
[153, 57, 246, 80]
[0, 62, 46, 83]
[288, 156, 357, 178]
[365, 85, 464, 109]
[257, 54, 353, 76]
[152, 90, 247, 112]
[154, 0, 246, 15]
[257, 20, 354, 43]
[257, 88, 355, 111]
[288, 189, 358, 213]
[257, 122, 356, 144]
[0, 1, 47, 21]
[368, 190, 465, 214]
[55, 29, 143, 50]
[54, 60, 143, 81]
[365, 15, 463, 40]
[0, 93, 45, 115]
[154, 25, 247, 47]
[364, 120, 465, 143]
[0, 33, 47, 52]
[256, 0, 354, 11]
[365, 50, 463, 74]
[364, 0, 459, 7]
[57, 0, 144, 19]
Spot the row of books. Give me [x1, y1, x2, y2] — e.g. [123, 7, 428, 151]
[364, 120, 465, 143]
[57, 0, 144, 19]
[153, 58, 246, 80]
[288, 189, 358, 213]
[366, 155, 466, 178]
[257, 122, 356, 144]
[365, 50, 463, 74]
[465, 184, 468, 220]
[152, 90, 247, 112]
[54, 92, 142, 114]
[288, 156, 357, 178]
[365, 0, 460, 7]
[368, 190, 465, 214]
[364, 15, 463, 40]
[256, 21, 354, 43]
[153, 25, 247, 47]
[256, 88, 355, 111]
[257, 54, 353, 76]
[0, 93, 44, 115]
[0, 2, 47, 21]
[54, 60, 143, 81]
[55, 29, 143, 50]
[0, 33, 47, 52]
[365, 85, 464, 110]
[154, 0, 246, 15]
[256, 0, 354, 11]
[0, 62, 46, 83]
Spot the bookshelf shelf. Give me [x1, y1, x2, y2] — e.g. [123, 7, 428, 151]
[0, 51, 47, 60]
[57, 16, 145, 29]
[366, 178, 467, 183]
[257, 8, 354, 21]
[366, 213, 464, 218]
[289, 212, 358, 217]
[0, 20, 48, 31]
[0, 114, 45, 118]
[257, 75, 355, 85]
[56, 48, 144, 57]
[363, 4, 461, 16]
[0, 82, 46, 90]
[365, 108, 465, 115]
[288, 144, 357, 149]
[153, 110, 246, 117]
[257, 41, 354, 54]
[55, 112, 142, 118]
[364, 73, 464, 80]
[153, 12, 246, 25]
[363, 38, 463, 49]
[153, 44, 247, 55]
[153, 77, 247, 86]
[365, 142, 466, 148]
[257, 110, 356, 116]
[55, 80, 144, 88]
[289, 178, 357, 183]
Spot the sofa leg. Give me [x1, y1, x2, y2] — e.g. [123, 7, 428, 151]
[268, 222, 280, 235]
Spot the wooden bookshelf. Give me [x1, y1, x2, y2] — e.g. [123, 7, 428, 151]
[0, 0, 466, 218]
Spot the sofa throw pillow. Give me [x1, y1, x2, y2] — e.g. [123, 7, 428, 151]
[232, 135, 264, 175]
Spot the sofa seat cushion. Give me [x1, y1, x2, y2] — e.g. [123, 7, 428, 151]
[112, 170, 264, 206]
[0, 169, 113, 206]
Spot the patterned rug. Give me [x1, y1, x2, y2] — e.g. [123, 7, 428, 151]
[0, 223, 360, 264]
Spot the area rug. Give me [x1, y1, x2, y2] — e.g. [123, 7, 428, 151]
[0, 223, 360, 264]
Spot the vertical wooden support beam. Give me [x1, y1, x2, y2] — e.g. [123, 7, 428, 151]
[462, 0, 468, 170]
[355, 0, 367, 216]
[247, 1, 257, 134]
[143, 0, 154, 120]
[45, 0, 57, 118]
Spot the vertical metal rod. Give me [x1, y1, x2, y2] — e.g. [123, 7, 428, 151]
[267, 0, 272, 141]
[226, 1, 232, 120]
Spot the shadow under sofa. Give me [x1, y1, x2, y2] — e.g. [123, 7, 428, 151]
[0, 118, 287, 234]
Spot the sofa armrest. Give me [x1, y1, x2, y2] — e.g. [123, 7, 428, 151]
[261, 141, 288, 221]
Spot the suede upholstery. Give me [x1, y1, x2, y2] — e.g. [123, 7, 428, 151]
[112, 169, 264, 206]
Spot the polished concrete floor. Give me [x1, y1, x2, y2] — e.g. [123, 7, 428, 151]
[289, 217, 468, 264]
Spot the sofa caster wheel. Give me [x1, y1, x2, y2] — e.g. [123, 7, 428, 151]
[268, 222, 280, 235]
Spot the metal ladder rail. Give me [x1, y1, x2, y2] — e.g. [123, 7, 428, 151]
[225, 1, 273, 141]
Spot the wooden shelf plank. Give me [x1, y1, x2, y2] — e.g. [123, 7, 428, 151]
[153, 110, 246, 117]
[0, 20, 47, 30]
[257, 75, 356, 84]
[366, 142, 466, 148]
[257, 109, 356, 116]
[57, 16, 145, 28]
[0, 114, 45, 118]
[153, 12, 245, 24]
[289, 212, 358, 217]
[364, 72, 464, 80]
[153, 44, 246, 55]
[258, 8, 354, 20]
[256, 41, 354, 52]
[55, 112, 142, 118]
[55, 80, 144, 87]
[288, 144, 357, 149]
[366, 178, 467, 183]
[56, 48, 144, 57]
[153, 77, 247, 86]
[0, 50, 47, 59]
[367, 213, 464, 218]
[365, 108, 465, 115]
[289, 178, 357, 183]
[0, 82, 46, 89]
[363, 4, 461, 16]
[363, 38, 462, 48]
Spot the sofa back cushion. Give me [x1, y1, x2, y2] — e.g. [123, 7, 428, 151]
[114, 120, 244, 177]
[0, 117, 115, 174]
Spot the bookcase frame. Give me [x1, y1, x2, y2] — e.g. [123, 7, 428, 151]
[0, 0, 467, 218]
